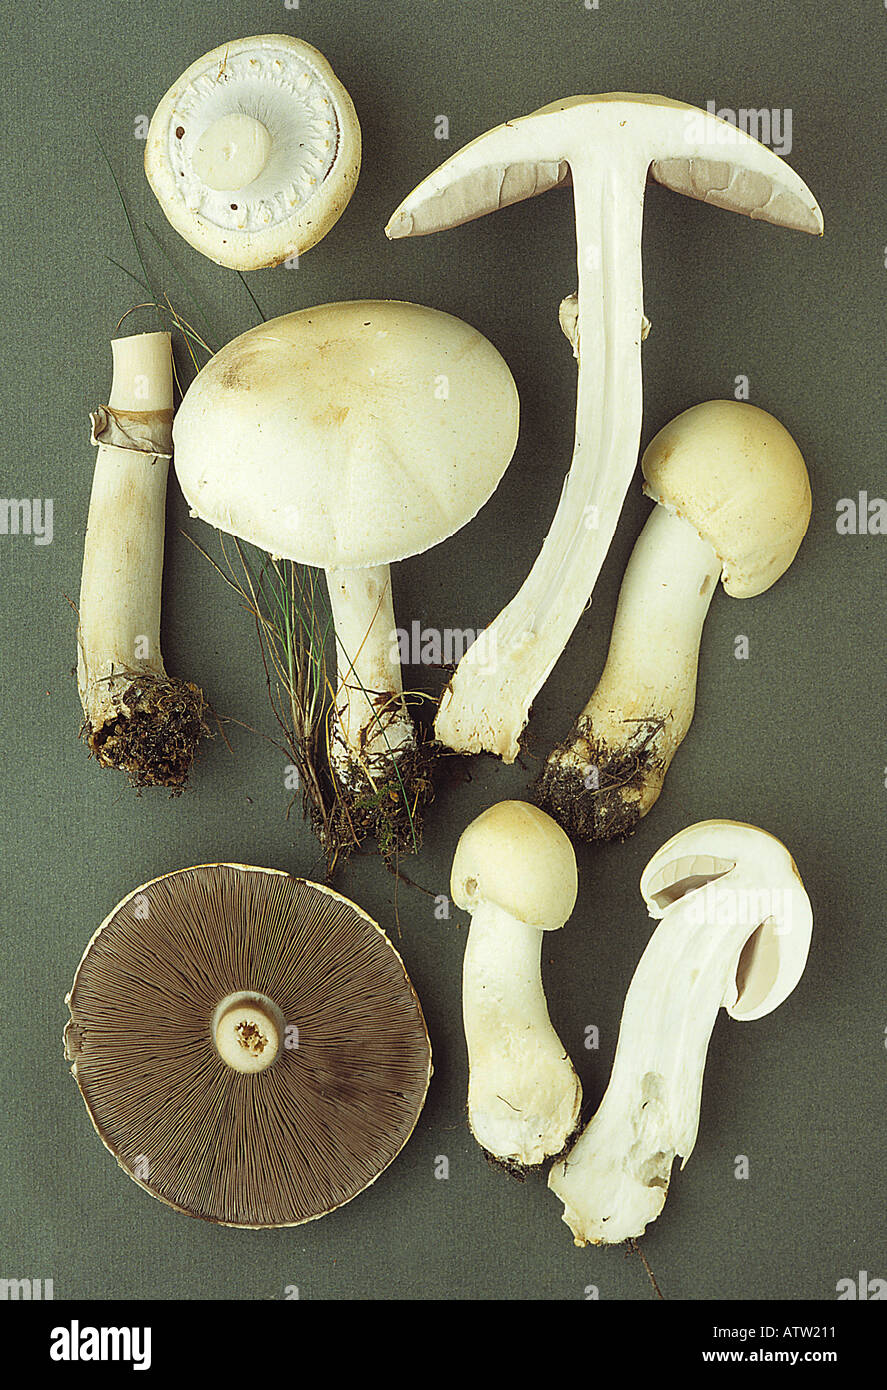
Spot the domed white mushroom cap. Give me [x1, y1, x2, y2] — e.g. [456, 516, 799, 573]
[451, 800, 578, 931]
[173, 300, 520, 569]
[640, 818, 813, 1021]
[642, 401, 811, 599]
[144, 35, 361, 270]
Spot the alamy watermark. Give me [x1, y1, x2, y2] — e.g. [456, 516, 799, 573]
[684, 101, 793, 157]
[0, 1276, 54, 1299]
[0, 498, 53, 545]
[835, 492, 886, 534]
[390, 622, 497, 673]
[682, 881, 798, 935]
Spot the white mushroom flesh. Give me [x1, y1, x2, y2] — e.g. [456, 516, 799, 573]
[549, 831, 812, 1245]
[387, 96, 822, 762]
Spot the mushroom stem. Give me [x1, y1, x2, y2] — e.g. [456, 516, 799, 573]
[192, 113, 273, 191]
[213, 991, 284, 1074]
[435, 159, 648, 761]
[536, 505, 721, 837]
[77, 331, 208, 790]
[548, 869, 763, 1246]
[463, 899, 581, 1167]
[325, 564, 415, 781]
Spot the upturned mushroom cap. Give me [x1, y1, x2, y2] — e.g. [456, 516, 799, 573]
[641, 400, 811, 598]
[451, 800, 578, 930]
[640, 819, 813, 1021]
[64, 864, 432, 1227]
[173, 300, 520, 569]
[144, 35, 361, 270]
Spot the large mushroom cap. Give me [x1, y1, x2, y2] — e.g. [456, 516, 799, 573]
[640, 819, 813, 1021]
[451, 800, 578, 930]
[173, 300, 520, 569]
[144, 35, 361, 270]
[64, 864, 432, 1227]
[641, 400, 812, 598]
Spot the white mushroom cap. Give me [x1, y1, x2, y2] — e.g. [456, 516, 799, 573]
[173, 300, 520, 569]
[640, 818, 813, 1021]
[144, 35, 361, 270]
[451, 800, 578, 931]
[641, 401, 811, 599]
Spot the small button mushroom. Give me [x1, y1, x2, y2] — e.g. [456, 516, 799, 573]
[548, 819, 813, 1245]
[537, 401, 812, 839]
[144, 35, 361, 270]
[172, 300, 519, 846]
[451, 801, 582, 1169]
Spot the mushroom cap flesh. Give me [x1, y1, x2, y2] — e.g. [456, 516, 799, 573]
[640, 818, 813, 1021]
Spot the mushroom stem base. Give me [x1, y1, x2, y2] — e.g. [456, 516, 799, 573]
[534, 714, 670, 841]
[327, 738, 437, 863]
[81, 673, 210, 793]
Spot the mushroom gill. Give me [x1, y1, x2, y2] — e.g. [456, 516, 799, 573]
[65, 864, 432, 1227]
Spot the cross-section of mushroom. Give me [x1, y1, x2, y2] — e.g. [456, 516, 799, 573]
[64, 864, 432, 1227]
[386, 94, 823, 762]
[536, 401, 812, 839]
[451, 800, 582, 1169]
[145, 35, 361, 269]
[548, 819, 813, 1245]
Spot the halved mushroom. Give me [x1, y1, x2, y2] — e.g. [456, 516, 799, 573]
[548, 819, 813, 1245]
[64, 864, 432, 1227]
[145, 35, 361, 269]
[451, 800, 582, 1169]
[536, 401, 811, 839]
[172, 299, 519, 847]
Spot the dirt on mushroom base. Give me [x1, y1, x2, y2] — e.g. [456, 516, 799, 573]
[323, 739, 439, 866]
[83, 673, 210, 793]
[534, 715, 669, 841]
[480, 1118, 582, 1182]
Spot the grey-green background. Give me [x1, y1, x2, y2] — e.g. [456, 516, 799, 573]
[1, 0, 884, 1301]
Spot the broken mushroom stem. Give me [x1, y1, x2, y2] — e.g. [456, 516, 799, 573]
[452, 801, 582, 1169]
[212, 991, 284, 1074]
[325, 564, 415, 781]
[77, 331, 208, 790]
[548, 819, 813, 1245]
[536, 401, 812, 839]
